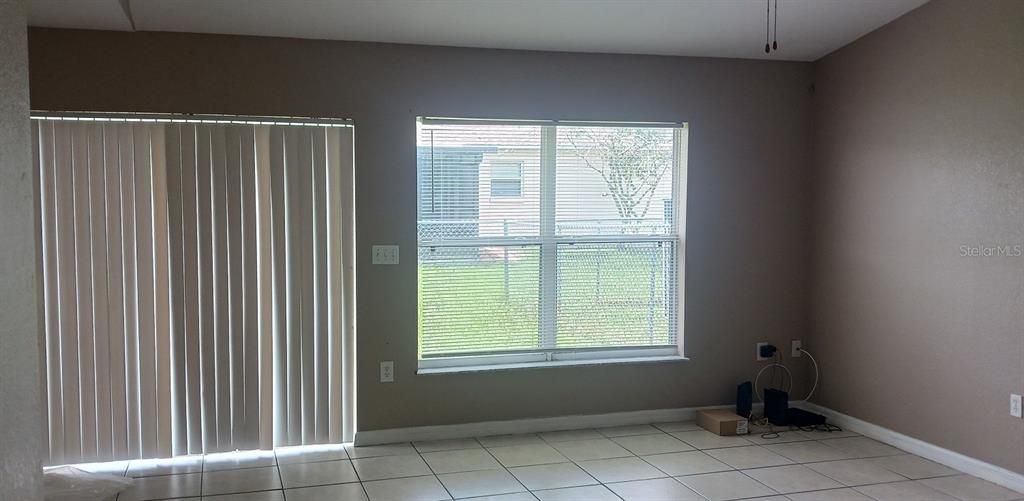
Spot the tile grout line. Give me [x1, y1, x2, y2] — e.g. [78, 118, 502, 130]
[599, 446, 693, 500]
[416, 442, 461, 501]
[732, 465, 787, 498]
[700, 440, 948, 499]
[468, 436, 535, 500]
[98, 427, 1019, 500]
[539, 430, 685, 500]
[473, 432, 921, 500]
[178, 433, 795, 500]
[692, 437, 906, 499]
[482, 430, 731, 499]
[273, 449, 284, 501]
[341, 445, 374, 501]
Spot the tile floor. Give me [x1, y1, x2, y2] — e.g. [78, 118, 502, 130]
[56, 422, 1024, 500]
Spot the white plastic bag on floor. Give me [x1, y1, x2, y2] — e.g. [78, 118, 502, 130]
[44, 466, 133, 501]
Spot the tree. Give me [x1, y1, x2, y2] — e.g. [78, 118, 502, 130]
[564, 128, 673, 230]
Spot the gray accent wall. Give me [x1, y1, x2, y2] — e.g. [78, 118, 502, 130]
[0, 0, 43, 499]
[27, 30, 814, 433]
[811, 0, 1024, 474]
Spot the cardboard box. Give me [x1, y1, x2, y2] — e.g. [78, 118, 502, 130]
[696, 409, 749, 436]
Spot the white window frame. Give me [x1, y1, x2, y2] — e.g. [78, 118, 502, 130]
[417, 117, 688, 373]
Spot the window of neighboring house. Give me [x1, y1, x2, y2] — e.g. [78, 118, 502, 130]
[489, 162, 523, 198]
[416, 117, 688, 371]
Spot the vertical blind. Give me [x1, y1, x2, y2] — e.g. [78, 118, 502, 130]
[417, 118, 686, 364]
[34, 115, 355, 465]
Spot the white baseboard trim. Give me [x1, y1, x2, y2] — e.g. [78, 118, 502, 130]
[797, 402, 1024, 494]
[355, 402, 771, 446]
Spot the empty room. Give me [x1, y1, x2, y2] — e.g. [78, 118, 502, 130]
[1, 0, 1022, 500]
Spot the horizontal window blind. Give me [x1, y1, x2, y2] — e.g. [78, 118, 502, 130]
[418, 245, 542, 356]
[417, 119, 686, 362]
[418, 123, 541, 241]
[34, 115, 355, 464]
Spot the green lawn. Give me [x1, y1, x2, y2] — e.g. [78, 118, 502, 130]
[418, 243, 675, 357]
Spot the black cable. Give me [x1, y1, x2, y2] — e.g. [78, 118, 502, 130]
[772, 352, 781, 390]
[757, 351, 783, 440]
[765, 0, 771, 53]
[793, 423, 844, 434]
[772, 0, 778, 51]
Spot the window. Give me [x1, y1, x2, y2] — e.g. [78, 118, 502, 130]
[489, 161, 523, 198]
[417, 117, 688, 370]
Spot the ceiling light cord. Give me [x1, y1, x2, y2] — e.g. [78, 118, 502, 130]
[773, 0, 779, 51]
[765, 0, 771, 53]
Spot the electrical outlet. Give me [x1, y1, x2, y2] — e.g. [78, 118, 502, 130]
[756, 342, 770, 361]
[372, 245, 399, 265]
[791, 340, 802, 357]
[380, 361, 394, 383]
[1011, 394, 1022, 418]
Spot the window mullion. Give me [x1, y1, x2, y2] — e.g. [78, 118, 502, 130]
[672, 128, 686, 355]
[538, 125, 557, 350]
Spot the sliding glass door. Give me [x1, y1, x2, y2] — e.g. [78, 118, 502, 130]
[33, 113, 355, 464]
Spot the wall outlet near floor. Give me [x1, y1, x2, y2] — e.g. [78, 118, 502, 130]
[791, 340, 803, 357]
[372, 245, 400, 265]
[380, 361, 394, 383]
[1011, 394, 1022, 418]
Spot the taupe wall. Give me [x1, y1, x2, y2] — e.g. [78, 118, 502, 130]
[811, 0, 1024, 473]
[0, 0, 43, 499]
[28, 29, 814, 431]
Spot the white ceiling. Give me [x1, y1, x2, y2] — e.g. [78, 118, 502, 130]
[28, 0, 928, 62]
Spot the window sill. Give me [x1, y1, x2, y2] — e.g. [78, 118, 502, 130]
[417, 355, 688, 375]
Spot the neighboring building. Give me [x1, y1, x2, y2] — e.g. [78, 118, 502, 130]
[418, 142, 674, 245]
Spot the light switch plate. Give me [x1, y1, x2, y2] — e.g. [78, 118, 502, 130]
[372, 245, 399, 265]
[1011, 394, 1022, 418]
